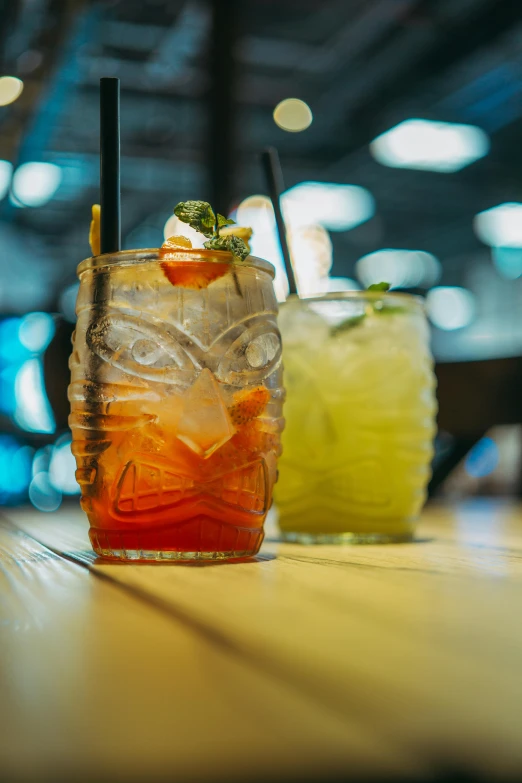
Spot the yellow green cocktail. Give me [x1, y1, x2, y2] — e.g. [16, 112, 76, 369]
[275, 292, 437, 543]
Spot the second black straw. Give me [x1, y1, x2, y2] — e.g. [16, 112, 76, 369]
[261, 147, 298, 296]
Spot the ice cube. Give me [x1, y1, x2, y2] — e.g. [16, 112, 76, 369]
[176, 368, 235, 458]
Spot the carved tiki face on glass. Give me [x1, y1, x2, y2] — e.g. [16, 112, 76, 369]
[69, 249, 284, 561]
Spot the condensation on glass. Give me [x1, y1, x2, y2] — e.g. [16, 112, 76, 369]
[69, 249, 284, 561]
[275, 292, 437, 543]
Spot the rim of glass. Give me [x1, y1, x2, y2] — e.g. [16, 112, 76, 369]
[77, 248, 275, 279]
[285, 290, 424, 308]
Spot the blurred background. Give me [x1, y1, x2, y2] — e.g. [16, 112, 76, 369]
[0, 0, 521, 511]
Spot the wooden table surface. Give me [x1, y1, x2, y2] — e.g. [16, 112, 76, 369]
[2, 500, 522, 782]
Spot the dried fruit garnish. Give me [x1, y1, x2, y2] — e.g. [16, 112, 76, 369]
[160, 261, 229, 290]
[228, 386, 270, 427]
[89, 204, 101, 256]
[161, 235, 193, 251]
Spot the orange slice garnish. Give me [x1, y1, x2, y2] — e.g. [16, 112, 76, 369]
[161, 235, 193, 250]
[89, 204, 101, 256]
[160, 261, 229, 290]
[160, 234, 230, 289]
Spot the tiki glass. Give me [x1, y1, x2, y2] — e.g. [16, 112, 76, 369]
[69, 249, 284, 561]
[274, 293, 437, 543]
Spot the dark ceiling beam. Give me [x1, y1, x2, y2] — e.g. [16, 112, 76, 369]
[330, 0, 522, 169]
[0, 0, 20, 68]
[0, 0, 84, 164]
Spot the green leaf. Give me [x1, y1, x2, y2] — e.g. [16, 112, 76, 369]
[217, 213, 235, 230]
[330, 315, 365, 336]
[204, 234, 250, 261]
[374, 305, 408, 316]
[367, 282, 391, 292]
[173, 201, 216, 238]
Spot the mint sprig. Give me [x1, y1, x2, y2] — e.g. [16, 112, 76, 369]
[173, 200, 249, 261]
[205, 234, 249, 258]
[330, 281, 406, 336]
[330, 315, 365, 336]
[217, 213, 235, 230]
[174, 201, 216, 238]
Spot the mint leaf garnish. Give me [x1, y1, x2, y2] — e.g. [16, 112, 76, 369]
[174, 201, 216, 238]
[174, 201, 249, 260]
[329, 281, 405, 335]
[374, 305, 407, 316]
[330, 315, 365, 336]
[204, 234, 249, 261]
[217, 214, 235, 230]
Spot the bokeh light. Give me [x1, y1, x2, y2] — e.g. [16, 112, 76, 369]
[282, 182, 375, 232]
[371, 119, 489, 172]
[0, 160, 13, 200]
[474, 203, 522, 248]
[234, 194, 339, 300]
[287, 223, 332, 297]
[356, 249, 441, 289]
[426, 286, 476, 330]
[464, 437, 499, 478]
[0, 436, 33, 504]
[323, 277, 361, 293]
[12, 162, 62, 207]
[59, 282, 80, 323]
[18, 312, 55, 352]
[49, 435, 80, 495]
[29, 471, 62, 512]
[236, 195, 275, 234]
[14, 358, 56, 434]
[273, 98, 313, 132]
[491, 247, 522, 280]
[0, 76, 24, 106]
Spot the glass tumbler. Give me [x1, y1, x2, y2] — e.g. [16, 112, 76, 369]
[69, 249, 284, 561]
[274, 292, 437, 543]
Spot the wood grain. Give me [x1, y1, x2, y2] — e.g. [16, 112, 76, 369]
[0, 515, 418, 783]
[6, 501, 522, 779]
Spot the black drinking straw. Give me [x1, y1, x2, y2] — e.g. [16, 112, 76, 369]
[100, 77, 121, 254]
[261, 146, 298, 296]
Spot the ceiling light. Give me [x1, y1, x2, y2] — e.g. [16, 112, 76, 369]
[287, 223, 332, 297]
[0, 436, 32, 503]
[370, 119, 489, 172]
[236, 195, 275, 233]
[234, 195, 287, 300]
[282, 182, 374, 232]
[356, 249, 441, 289]
[59, 283, 80, 323]
[491, 247, 522, 280]
[18, 312, 55, 353]
[29, 472, 62, 512]
[273, 98, 313, 133]
[12, 162, 62, 207]
[473, 203, 522, 248]
[0, 160, 13, 200]
[14, 359, 56, 434]
[426, 287, 475, 330]
[0, 76, 23, 106]
[49, 436, 80, 495]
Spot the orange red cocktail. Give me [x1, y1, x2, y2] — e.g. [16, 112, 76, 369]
[69, 249, 284, 561]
